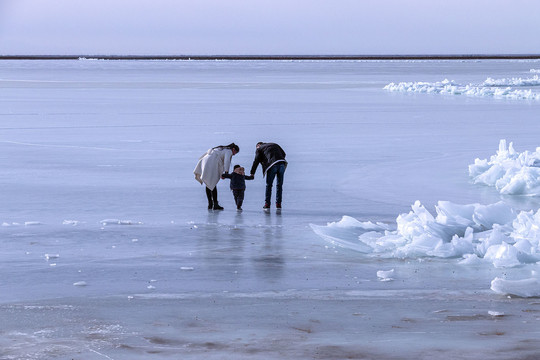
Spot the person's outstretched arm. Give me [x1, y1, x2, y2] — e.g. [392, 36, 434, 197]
[250, 149, 260, 176]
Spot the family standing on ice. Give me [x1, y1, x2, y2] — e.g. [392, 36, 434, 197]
[194, 142, 287, 211]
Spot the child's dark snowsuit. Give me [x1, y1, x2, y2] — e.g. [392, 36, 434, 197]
[221, 172, 254, 209]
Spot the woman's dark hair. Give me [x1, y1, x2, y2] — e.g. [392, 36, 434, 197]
[214, 143, 239, 153]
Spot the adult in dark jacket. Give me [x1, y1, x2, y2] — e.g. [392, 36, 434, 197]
[250, 142, 287, 209]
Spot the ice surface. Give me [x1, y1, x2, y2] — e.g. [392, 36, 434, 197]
[3, 59, 540, 359]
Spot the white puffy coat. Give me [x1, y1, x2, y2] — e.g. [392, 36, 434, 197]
[193, 147, 233, 190]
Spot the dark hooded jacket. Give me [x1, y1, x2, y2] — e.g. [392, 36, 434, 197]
[222, 172, 254, 190]
[250, 143, 287, 176]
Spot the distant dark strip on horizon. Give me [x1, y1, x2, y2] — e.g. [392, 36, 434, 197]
[1, 55, 540, 61]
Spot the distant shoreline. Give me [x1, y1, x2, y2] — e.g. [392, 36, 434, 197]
[1, 54, 540, 61]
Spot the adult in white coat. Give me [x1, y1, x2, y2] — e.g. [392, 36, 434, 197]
[194, 143, 239, 210]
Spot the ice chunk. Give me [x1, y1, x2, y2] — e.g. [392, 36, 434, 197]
[63, 220, 82, 226]
[100, 219, 141, 226]
[491, 277, 540, 297]
[309, 216, 389, 253]
[73, 281, 87, 287]
[384, 79, 540, 100]
[44, 254, 60, 261]
[311, 199, 540, 268]
[470, 140, 540, 196]
[377, 269, 394, 282]
[481, 75, 540, 87]
[458, 254, 482, 265]
[484, 243, 521, 268]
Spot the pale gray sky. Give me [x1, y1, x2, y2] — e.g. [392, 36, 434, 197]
[1, 0, 539, 55]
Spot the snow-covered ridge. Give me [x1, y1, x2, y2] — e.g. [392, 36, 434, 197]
[384, 73, 540, 100]
[311, 200, 537, 267]
[469, 139, 540, 196]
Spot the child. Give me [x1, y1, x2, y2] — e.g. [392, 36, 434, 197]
[221, 165, 254, 211]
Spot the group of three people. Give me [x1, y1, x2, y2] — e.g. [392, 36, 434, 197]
[194, 142, 287, 211]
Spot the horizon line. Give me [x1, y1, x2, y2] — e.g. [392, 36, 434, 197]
[2, 54, 540, 61]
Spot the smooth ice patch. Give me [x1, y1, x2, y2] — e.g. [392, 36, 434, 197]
[469, 139, 540, 196]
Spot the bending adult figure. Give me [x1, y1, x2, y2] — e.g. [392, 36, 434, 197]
[194, 143, 239, 210]
[250, 142, 287, 209]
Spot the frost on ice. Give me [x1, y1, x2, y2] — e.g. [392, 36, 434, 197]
[469, 139, 540, 196]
